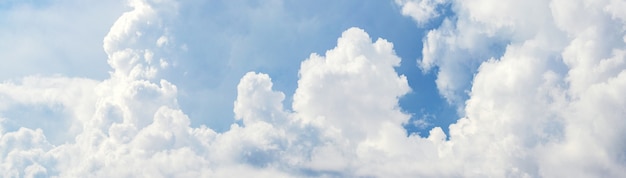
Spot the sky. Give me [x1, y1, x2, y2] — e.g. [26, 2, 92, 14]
[0, 0, 625, 177]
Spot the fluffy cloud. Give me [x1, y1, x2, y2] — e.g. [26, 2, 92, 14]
[1, 0, 626, 177]
[394, 0, 449, 25]
[1, 0, 426, 176]
[398, 0, 626, 176]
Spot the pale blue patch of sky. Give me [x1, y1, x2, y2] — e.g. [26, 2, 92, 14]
[169, 0, 459, 137]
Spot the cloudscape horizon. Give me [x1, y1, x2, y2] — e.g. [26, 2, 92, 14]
[1, 0, 626, 177]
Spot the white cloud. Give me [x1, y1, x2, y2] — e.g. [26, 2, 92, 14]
[394, 0, 449, 25]
[1, 2, 433, 174]
[234, 72, 288, 125]
[1, 0, 625, 177]
[293, 27, 411, 141]
[411, 0, 564, 110]
[401, 0, 626, 176]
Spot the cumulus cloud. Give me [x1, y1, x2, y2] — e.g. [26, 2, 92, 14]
[398, 0, 626, 176]
[1, 0, 425, 176]
[394, 0, 449, 25]
[1, 0, 626, 177]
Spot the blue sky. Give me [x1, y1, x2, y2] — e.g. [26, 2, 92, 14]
[201, 0, 458, 135]
[1, 0, 626, 177]
[104, 0, 458, 135]
[0, 0, 458, 137]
